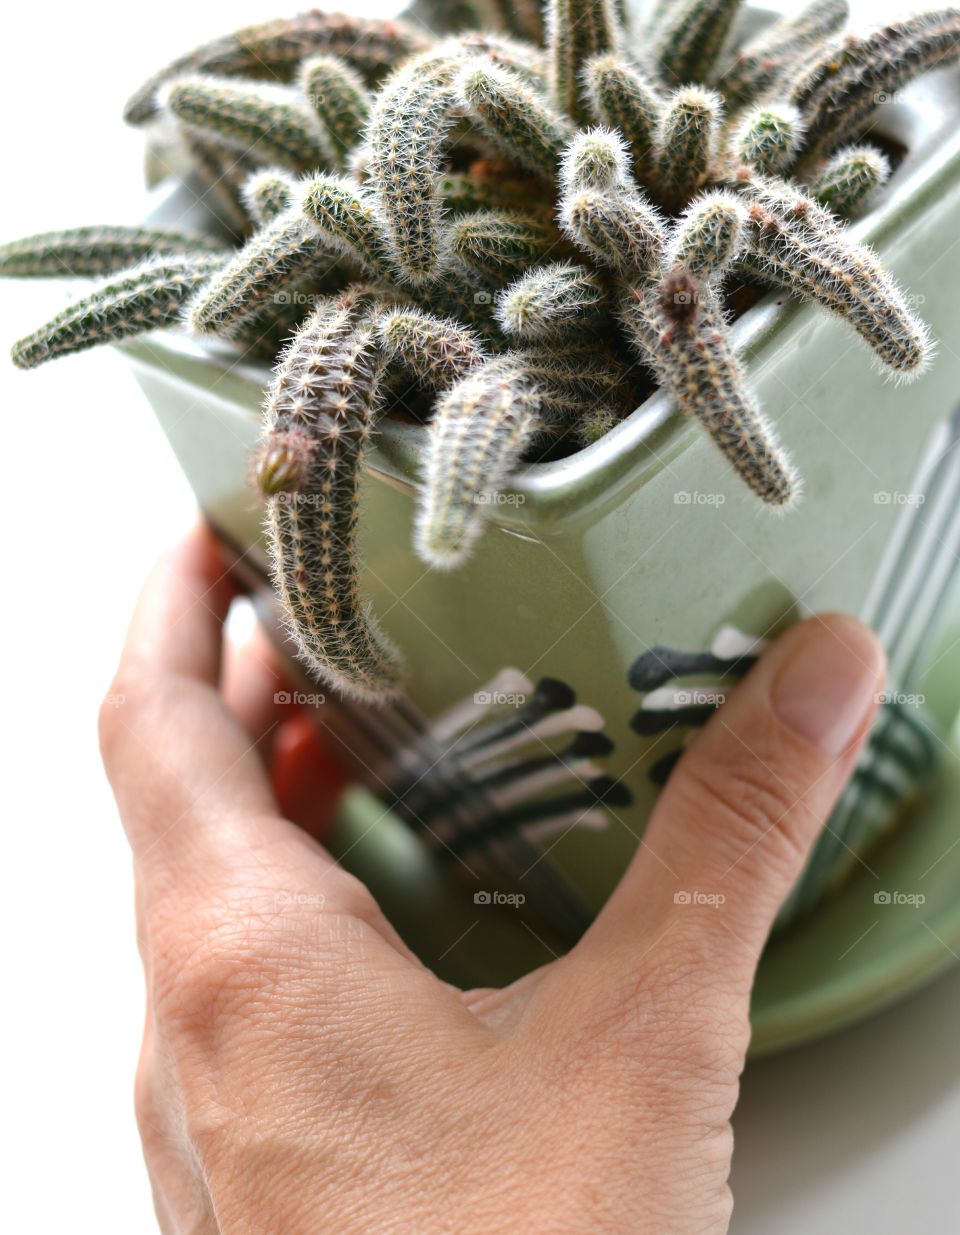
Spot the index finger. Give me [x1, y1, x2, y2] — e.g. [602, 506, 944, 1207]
[99, 524, 279, 882]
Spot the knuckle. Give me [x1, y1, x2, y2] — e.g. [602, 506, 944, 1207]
[97, 665, 157, 764]
[150, 915, 272, 1031]
[134, 1055, 167, 1153]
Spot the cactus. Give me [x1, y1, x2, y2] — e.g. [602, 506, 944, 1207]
[188, 212, 330, 336]
[377, 308, 484, 387]
[650, 0, 743, 86]
[260, 292, 403, 701]
[621, 277, 798, 508]
[655, 86, 722, 210]
[811, 145, 891, 215]
[735, 175, 933, 378]
[124, 12, 432, 125]
[560, 182, 664, 275]
[732, 104, 804, 176]
[666, 189, 746, 277]
[546, 0, 621, 123]
[300, 55, 371, 166]
[415, 356, 541, 569]
[301, 176, 393, 276]
[496, 261, 605, 339]
[162, 76, 331, 174]
[581, 56, 661, 173]
[449, 210, 563, 282]
[11, 254, 224, 369]
[458, 61, 572, 176]
[241, 170, 298, 224]
[366, 50, 465, 286]
[715, 0, 850, 107]
[4, 0, 955, 697]
[0, 225, 227, 278]
[787, 10, 960, 167]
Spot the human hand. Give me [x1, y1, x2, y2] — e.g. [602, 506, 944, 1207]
[100, 524, 885, 1234]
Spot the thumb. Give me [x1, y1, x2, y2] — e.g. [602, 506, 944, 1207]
[574, 613, 886, 992]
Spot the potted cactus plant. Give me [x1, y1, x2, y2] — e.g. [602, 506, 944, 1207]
[5, 0, 960, 1042]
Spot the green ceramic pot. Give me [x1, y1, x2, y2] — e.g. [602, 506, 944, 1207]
[122, 56, 960, 1011]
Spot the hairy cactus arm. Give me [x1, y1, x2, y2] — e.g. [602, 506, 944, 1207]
[258, 296, 403, 701]
[559, 182, 665, 276]
[496, 261, 606, 340]
[731, 104, 805, 176]
[241, 170, 299, 224]
[620, 276, 798, 507]
[787, 10, 960, 166]
[301, 176, 394, 278]
[0, 225, 227, 279]
[458, 61, 573, 178]
[810, 144, 890, 215]
[650, 0, 743, 86]
[365, 50, 466, 287]
[187, 211, 335, 336]
[449, 210, 566, 283]
[581, 56, 662, 177]
[124, 12, 432, 125]
[10, 254, 225, 369]
[415, 357, 541, 569]
[666, 190, 747, 278]
[737, 178, 934, 378]
[714, 0, 849, 106]
[376, 308, 485, 387]
[546, 0, 622, 123]
[161, 76, 332, 174]
[300, 55, 371, 167]
[654, 86, 723, 211]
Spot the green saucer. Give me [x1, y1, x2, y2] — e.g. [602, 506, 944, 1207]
[331, 713, 960, 1057]
[749, 717, 960, 1056]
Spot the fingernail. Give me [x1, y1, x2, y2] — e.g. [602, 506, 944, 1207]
[772, 617, 884, 759]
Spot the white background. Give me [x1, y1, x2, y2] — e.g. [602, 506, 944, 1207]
[1, 2, 956, 1232]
